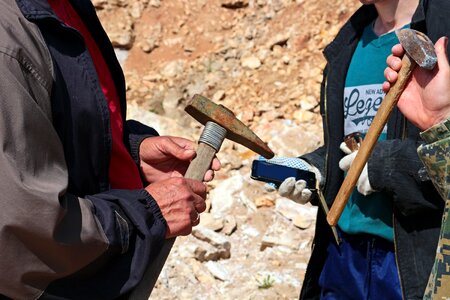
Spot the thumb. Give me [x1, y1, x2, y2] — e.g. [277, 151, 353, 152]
[435, 36, 449, 71]
[339, 151, 357, 172]
[162, 137, 196, 161]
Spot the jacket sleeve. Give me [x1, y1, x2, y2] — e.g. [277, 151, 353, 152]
[368, 137, 443, 216]
[0, 48, 166, 299]
[125, 119, 159, 168]
[300, 146, 327, 206]
[417, 118, 450, 201]
[301, 145, 327, 180]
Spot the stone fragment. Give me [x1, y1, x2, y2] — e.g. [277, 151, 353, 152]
[149, 0, 161, 8]
[192, 227, 231, 252]
[193, 240, 230, 262]
[293, 215, 312, 229]
[212, 90, 226, 102]
[190, 260, 216, 284]
[222, 215, 237, 235]
[198, 213, 224, 232]
[240, 56, 262, 69]
[98, 9, 134, 49]
[275, 198, 317, 226]
[160, 60, 185, 78]
[205, 261, 230, 281]
[221, 0, 249, 9]
[254, 196, 275, 208]
[210, 175, 243, 214]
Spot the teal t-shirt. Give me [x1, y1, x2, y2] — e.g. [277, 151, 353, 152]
[338, 24, 407, 242]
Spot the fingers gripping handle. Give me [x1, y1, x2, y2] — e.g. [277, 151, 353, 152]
[327, 54, 416, 226]
[129, 122, 227, 300]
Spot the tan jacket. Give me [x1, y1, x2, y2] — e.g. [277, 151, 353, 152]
[0, 1, 118, 298]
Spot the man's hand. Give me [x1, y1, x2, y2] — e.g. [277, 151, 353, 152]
[146, 178, 207, 238]
[139, 136, 220, 183]
[383, 37, 450, 130]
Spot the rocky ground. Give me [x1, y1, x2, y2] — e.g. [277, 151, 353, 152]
[94, 0, 360, 299]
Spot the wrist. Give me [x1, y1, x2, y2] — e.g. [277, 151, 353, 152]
[420, 116, 450, 144]
[431, 111, 450, 128]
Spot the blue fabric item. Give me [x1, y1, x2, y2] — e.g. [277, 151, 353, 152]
[318, 230, 401, 300]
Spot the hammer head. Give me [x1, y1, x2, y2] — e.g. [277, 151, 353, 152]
[396, 29, 437, 70]
[185, 94, 275, 159]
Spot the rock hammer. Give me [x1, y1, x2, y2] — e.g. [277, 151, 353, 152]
[327, 29, 438, 226]
[130, 94, 274, 299]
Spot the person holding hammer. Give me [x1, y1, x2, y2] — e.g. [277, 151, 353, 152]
[266, 0, 450, 298]
[0, 0, 220, 299]
[384, 36, 450, 299]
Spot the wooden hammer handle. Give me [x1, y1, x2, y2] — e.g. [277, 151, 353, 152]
[327, 54, 416, 226]
[185, 143, 217, 180]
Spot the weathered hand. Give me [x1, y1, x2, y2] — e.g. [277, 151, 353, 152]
[139, 136, 221, 183]
[146, 177, 207, 238]
[383, 37, 450, 130]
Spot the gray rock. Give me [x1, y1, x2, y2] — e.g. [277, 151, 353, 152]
[192, 227, 231, 251]
[189, 239, 230, 262]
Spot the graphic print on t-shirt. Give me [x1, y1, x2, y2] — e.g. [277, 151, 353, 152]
[343, 84, 386, 135]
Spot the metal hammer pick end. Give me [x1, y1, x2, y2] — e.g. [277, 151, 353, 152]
[185, 94, 275, 159]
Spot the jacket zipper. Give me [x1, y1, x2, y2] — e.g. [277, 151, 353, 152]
[323, 73, 330, 191]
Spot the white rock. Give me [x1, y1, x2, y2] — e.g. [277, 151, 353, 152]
[205, 261, 229, 281]
[240, 56, 262, 69]
[212, 90, 226, 102]
[241, 224, 260, 237]
[198, 212, 224, 231]
[160, 60, 185, 78]
[210, 174, 243, 214]
[275, 198, 317, 223]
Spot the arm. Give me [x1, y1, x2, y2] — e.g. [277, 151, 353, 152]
[0, 50, 167, 299]
[383, 36, 450, 203]
[368, 137, 443, 215]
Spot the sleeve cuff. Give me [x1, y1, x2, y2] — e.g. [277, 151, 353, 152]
[129, 134, 154, 167]
[126, 120, 159, 166]
[139, 188, 167, 230]
[420, 117, 450, 144]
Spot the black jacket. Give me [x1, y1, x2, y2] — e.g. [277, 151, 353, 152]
[299, 1, 450, 299]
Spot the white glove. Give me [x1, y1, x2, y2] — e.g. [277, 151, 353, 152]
[339, 142, 374, 196]
[260, 157, 322, 204]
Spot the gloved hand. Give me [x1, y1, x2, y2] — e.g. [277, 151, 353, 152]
[338, 142, 374, 196]
[260, 157, 322, 204]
